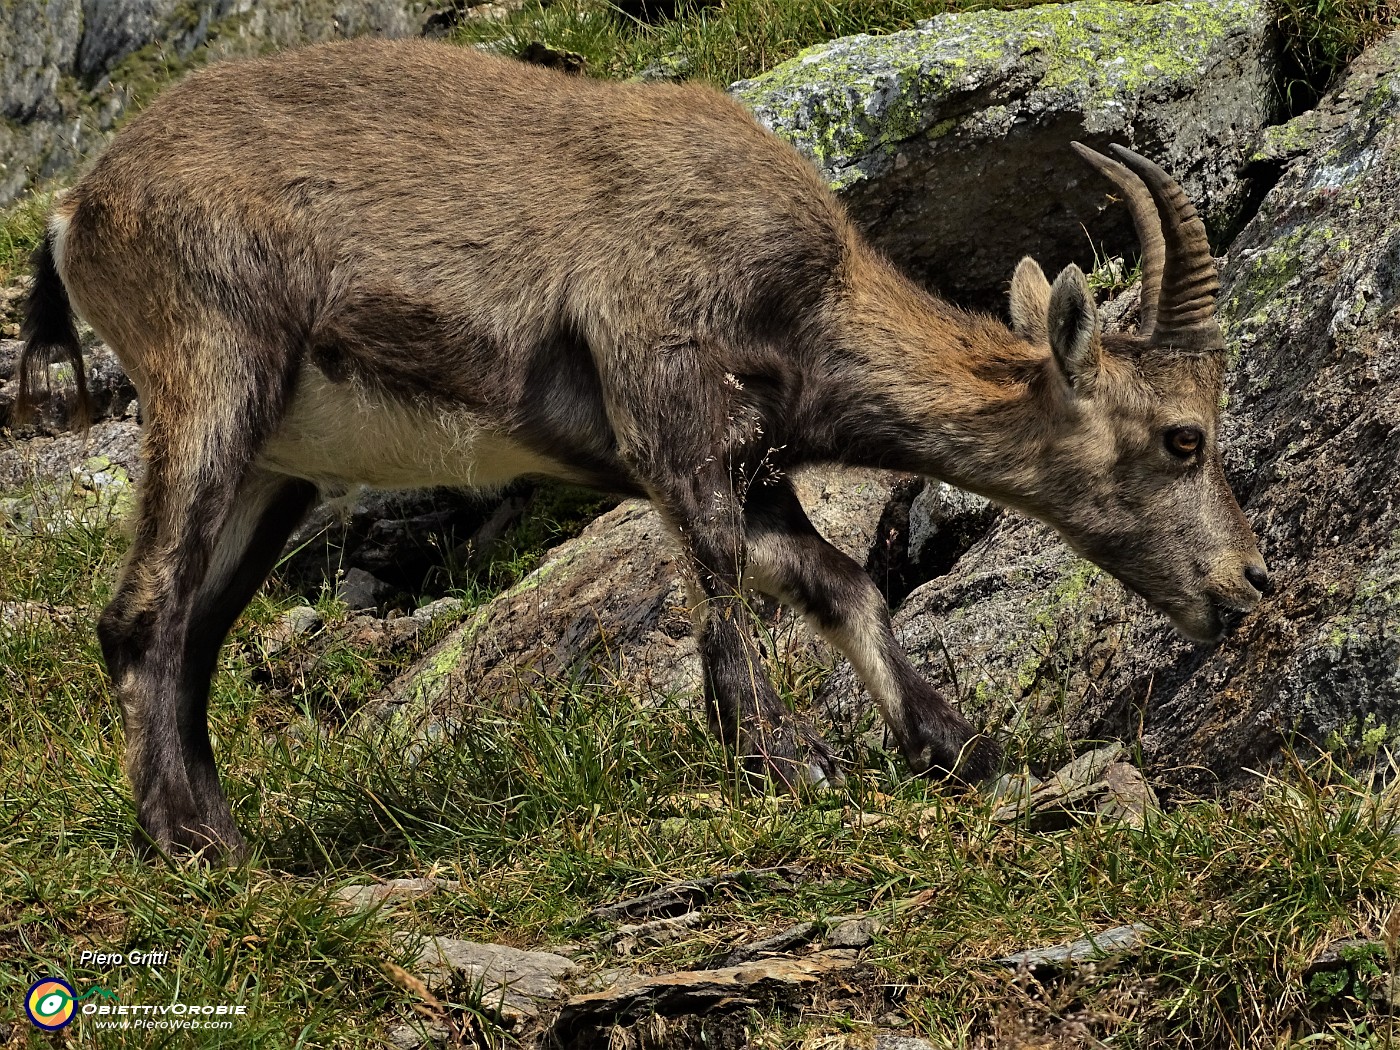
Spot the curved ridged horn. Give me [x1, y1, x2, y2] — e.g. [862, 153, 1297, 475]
[1072, 142, 1224, 352]
[1070, 141, 1165, 337]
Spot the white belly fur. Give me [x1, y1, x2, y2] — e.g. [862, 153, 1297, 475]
[258, 367, 567, 491]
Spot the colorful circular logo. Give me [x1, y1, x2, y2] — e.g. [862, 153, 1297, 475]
[26, 978, 76, 1030]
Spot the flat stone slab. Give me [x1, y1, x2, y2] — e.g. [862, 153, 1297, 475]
[407, 937, 576, 1025]
[551, 950, 858, 1040]
[990, 745, 1160, 830]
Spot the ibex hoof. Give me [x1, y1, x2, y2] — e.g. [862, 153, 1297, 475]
[905, 730, 1001, 785]
[742, 724, 845, 794]
[135, 805, 247, 864]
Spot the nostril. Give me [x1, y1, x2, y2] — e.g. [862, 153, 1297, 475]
[1244, 564, 1272, 596]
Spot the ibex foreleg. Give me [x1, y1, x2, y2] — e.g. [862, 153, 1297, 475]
[743, 480, 998, 780]
[645, 464, 840, 790]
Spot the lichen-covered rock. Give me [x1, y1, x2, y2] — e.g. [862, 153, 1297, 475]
[0, 418, 140, 530]
[0, 0, 442, 205]
[820, 32, 1400, 792]
[732, 0, 1279, 308]
[375, 469, 905, 724]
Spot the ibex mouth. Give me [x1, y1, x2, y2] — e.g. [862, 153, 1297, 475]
[1217, 603, 1247, 635]
[1202, 593, 1258, 642]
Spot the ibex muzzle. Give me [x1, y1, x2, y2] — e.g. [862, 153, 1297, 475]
[17, 41, 1267, 858]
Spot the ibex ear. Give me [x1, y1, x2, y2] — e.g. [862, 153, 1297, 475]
[1009, 257, 1051, 343]
[1047, 264, 1100, 391]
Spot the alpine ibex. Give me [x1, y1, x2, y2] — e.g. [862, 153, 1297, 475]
[20, 40, 1268, 858]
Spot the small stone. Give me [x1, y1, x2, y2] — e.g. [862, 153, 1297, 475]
[991, 744, 1149, 829]
[333, 878, 459, 912]
[337, 568, 395, 612]
[1097, 762, 1160, 828]
[986, 770, 1042, 806]
[412, 596, 464, 623]
[262, 604, 322, 657]
[875, 1036, 937, 1050]
[826, 914, 884, 949]
[995, 923, 1150, 973]
[385, 1021, 448, 1048]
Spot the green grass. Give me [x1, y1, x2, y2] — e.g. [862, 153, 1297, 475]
[0, 190, 52, 290]
[456, 0, 1398, 99]
[1273, 0, 1400, 102]
[454, 0, 1050, 87]
[3, 491, 1400, 1047]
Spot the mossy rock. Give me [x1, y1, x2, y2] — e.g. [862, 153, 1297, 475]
[733, 0, 1280, 309]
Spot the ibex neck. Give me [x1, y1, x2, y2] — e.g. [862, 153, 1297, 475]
[826, 252, 1068, 513]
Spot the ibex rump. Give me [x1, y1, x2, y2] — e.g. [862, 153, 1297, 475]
[20, 40, 1268, 858]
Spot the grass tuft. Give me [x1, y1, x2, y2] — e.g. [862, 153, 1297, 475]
[0, 190, 52, 290]
[1274, 0, 1400, 103]
[455, 0, 1050, 87]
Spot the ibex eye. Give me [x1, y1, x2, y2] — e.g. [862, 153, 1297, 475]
[1165, 427, 1203, 458]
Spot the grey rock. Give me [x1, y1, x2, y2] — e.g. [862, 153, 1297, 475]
[905, 482, 999, 581]
[550, 950, 858, 1041]
[0, 419, 141, 530]
[385, 1021, 449, 1048]
[260, 603, 323, 657]
[990, 746, 1160, 829]
[336, 567, 395, 612]
[996, 923, 1150, 972]
[636, 51, 692, 83]
[825, 913, 884, 949]
[987, 770, 1043, 805]
[333, 876, 459, 911]
[77, 0, 235, 78]
[1250, 43, 1400, 168]
[875, 1037, 937, 1050]
[0, 0, 442, 205]
[407, 936, 575, 1025]
[733, 0, 1279, 309]
[1096, 761, 1159, 828]
[1, 2, 82, 125]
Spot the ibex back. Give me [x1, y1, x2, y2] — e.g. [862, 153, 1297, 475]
[20, 39, 1269, 859]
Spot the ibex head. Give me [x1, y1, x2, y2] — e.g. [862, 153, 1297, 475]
[1007, 143, 1268, 642]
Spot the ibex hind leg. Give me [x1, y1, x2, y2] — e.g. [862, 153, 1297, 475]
[175, 468, 318, 859]
[97, 342, 293, 860]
